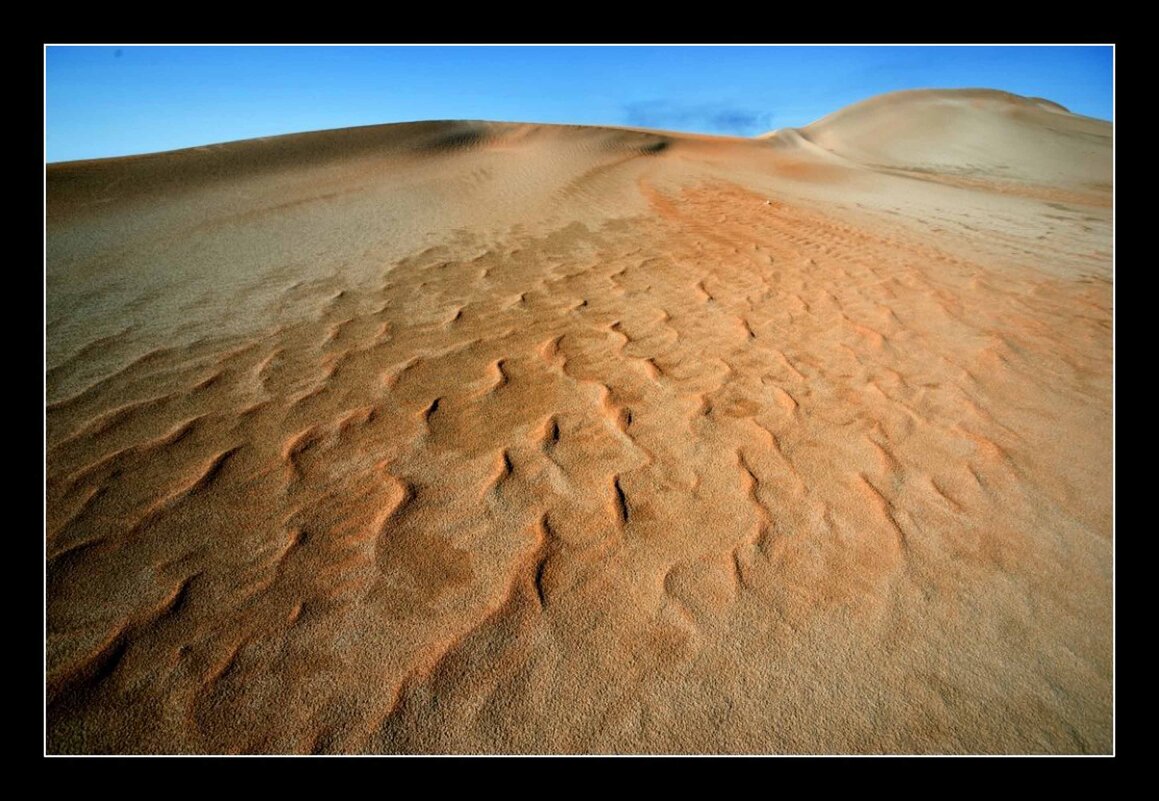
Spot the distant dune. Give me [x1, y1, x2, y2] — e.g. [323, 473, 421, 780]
[46, 89, 1113, 754]
[766, 88, 1110, 187]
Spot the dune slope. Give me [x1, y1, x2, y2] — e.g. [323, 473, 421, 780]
[46, 89, 1112, 754]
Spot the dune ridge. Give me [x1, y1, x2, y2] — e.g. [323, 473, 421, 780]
[46, 89, 1112, 754]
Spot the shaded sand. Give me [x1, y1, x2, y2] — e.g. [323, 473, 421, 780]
[46, 89, 1112, 754]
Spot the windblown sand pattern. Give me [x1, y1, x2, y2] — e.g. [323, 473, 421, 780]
[46, 89, 1112, 754]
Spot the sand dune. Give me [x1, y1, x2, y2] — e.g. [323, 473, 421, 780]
[773, 88, 1111, 187]
[46, 89, 1112, 754]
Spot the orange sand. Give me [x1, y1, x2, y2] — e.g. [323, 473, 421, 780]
[46, 89, 1112, 754]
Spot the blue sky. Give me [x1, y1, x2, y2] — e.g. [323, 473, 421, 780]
[45, 46, 1113, 163]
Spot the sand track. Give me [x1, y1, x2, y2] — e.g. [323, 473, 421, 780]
[46, 90, 1112, 754]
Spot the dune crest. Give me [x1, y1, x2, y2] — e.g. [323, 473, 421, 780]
[46, 88, 1112, 754]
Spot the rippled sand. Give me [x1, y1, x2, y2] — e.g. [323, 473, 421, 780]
[46, 89, 1113, 754]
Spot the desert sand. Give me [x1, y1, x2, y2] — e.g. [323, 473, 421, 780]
[45, 88, 1113, 754]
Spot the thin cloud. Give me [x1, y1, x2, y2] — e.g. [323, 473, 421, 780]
[622, 100, 773, 136]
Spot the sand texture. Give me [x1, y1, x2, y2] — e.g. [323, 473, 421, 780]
[46, 89, 1113, 754]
